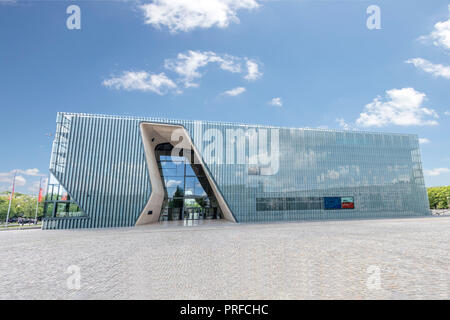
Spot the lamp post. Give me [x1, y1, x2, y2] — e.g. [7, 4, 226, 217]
[34, 177, 43, 224]
[5, 171, 16, 228]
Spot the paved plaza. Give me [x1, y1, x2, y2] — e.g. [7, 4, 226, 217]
[0, 217, 448, 299]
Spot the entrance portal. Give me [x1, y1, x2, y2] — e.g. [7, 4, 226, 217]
[155, 143, 223, 221]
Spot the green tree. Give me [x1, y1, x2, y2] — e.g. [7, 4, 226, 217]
[427, 186, 450, 209]
[0, 192, 44, 222]
[168, 186, 184, 208]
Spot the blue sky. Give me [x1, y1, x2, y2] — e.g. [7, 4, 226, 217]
[0, 0, 449, 193]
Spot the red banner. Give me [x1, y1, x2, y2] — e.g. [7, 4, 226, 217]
[9, 173, 16, 201]
[342, 202, 354, 209]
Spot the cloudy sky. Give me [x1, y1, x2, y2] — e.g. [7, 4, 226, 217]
[0, 0, 449, 193]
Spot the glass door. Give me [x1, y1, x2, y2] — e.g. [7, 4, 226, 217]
[156, 143, 223, 222]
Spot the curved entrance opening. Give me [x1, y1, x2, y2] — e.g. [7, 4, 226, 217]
[135, 122, 235, 226]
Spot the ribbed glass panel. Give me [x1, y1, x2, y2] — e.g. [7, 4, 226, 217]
[43, 112, 430, 229]
[44, 114, 152, 229]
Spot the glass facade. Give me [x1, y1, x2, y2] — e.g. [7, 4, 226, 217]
[156, 143, 222, 221]
[43, 112, 430, 229]
[43, 173, 85, 219]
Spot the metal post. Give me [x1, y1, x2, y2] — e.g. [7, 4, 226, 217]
[5, 171, 16, 228]
[34, 177, 42, 224]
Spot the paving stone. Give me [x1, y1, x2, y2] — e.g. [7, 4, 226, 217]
[0, 217, 448, 299]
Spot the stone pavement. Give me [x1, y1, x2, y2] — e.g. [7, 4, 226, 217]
[0, 217, 448, 299]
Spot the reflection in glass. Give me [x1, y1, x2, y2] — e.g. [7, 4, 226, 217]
[43, 173, 86, 218]
[155, 143, 222, 221]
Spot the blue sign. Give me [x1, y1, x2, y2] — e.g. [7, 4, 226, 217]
[324, 197, 342, 209]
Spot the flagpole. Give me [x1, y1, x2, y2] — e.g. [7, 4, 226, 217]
[5, 170, 16, 228]
[34, 177, 43, 224]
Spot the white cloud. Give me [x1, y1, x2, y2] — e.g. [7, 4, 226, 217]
[222, 86, 246, 96]
[165, 51, 223, 88]
[0, 169, 44, 180]
[102, 71, 177, 94]
[424, 168, 450, 176]
[356, 88, 439, 127]
[105, 51, 262, 93]
[0, 174, 12, 184]
[269, 97, 282, 107]
[164, 50, 256, 88]
[0, 169, 49, 195]
[14, 176, 26, 187]
[17, 168, 43, 177]
[139, 0, 260, 33]
[218, 55, 242, 73]
[244, 59, 262, 81]
[336, 118, 351, 130]
[406, 58, 450, 79]
[326, 170, 340, 180]
[444, 110, 450, 116]
[166, 179, 182, 188]
[419, 5, 450, 50]
[28, 177, 48, 193]
[419, 138, 430, 144]
[28, 180, 41, 193]
[0, 168, 48, 193]
[0, 174, 26, 187]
